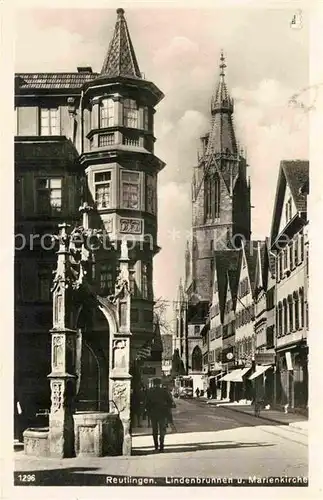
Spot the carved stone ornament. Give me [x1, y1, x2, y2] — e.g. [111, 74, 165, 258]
[105, 218, 113, 233]
[119, 218, 142, 234]
[113, 339, 127, 369]
[111, 381, 128, 414]
[51, 381, 63, 413]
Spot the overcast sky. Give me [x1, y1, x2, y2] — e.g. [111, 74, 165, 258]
[14, 7, 309, 315]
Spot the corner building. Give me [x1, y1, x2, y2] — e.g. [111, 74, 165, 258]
[14, 9, 164, 427]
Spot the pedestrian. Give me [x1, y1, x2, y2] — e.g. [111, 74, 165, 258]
[206, 387, 211, 399]
[145, 377, 173, 453]
[195, 387, 200, 398]
[254, 386, 265, 417]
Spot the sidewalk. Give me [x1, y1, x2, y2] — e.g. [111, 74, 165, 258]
[215, 403, 308, 431]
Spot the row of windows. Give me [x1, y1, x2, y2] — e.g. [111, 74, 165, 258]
[209, 324, 222, 341]
[235, 304, 255, 328]
[94, 170, 157, 213]
[16, 171, 157, 216]
[208, 348, 221, 364]
[16, 261, 152, 302]
[99, 98, 150, 131]
[235, 336, 255, 359]
[276, 231, 304, 280]
[276, 288, 308, 337]
[16, 100, 152, 137]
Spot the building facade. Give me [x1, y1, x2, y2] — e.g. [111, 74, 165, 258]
[15, 9, 164, 426]
[270, 160, 309, 410]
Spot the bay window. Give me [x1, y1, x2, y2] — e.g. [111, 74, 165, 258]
[36, 177, 62, 215]
[40, 108, 60, 136]
[100, 98, 114, 128]
[121, 171, 140, 209]
[95, 171, 111, 209]
[123, 99, 138, 128]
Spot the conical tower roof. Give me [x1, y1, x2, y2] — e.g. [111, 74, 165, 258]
[101, 8, 142, 79]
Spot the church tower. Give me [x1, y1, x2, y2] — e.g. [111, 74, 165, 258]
[191, 51, 251, 305]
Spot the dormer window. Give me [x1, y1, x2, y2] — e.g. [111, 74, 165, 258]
[100, 98, 114, 128]
[123, 98, 138, 128]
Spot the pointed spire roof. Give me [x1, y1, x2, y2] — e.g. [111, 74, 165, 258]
[205, 51, 237, 158]
[101, 8, 142, 79]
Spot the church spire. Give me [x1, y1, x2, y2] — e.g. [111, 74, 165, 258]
[205, 51, 237, 157]
[100, 8, 142, 79]
[211, 50, 234, 116]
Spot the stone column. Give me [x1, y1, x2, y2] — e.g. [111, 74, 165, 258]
[110, 240, 132, 456]
[48, 223, 77, 458]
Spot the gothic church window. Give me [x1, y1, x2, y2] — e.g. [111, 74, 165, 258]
[192, 346, 202, 372]
[205, 174, 220, 220]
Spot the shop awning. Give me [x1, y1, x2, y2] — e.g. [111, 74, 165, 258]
[219, 367, 251, 383]
[248, 365, 272, 380]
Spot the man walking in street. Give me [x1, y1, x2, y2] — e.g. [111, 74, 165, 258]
[145, 378, 173, 453]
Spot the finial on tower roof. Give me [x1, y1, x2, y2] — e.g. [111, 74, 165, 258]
[219, 49, 226, 78]
[117, 8, 125, 16]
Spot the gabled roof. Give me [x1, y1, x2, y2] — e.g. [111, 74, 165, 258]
[15, 72, 97, 90]
[243, 240, 264, 297]
[270, 160, 309, 244]
[214, 250, 240, 321]
[254, 241, 267, 294]
[282, 160, 309, 213]
[100, 8, 142, 79]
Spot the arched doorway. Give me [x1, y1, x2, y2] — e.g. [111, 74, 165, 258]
[75, 304, 111, 412]
[192, 345, 202, 372]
